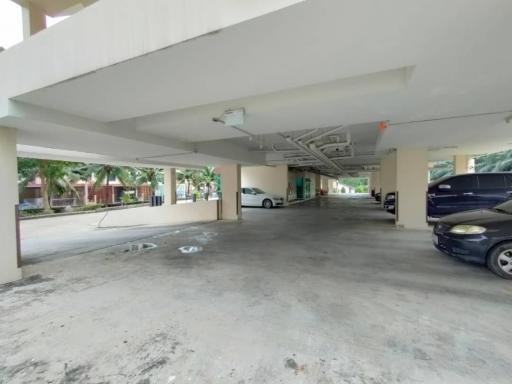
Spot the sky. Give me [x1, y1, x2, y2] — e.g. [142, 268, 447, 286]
[0, 0, 22, 49]
[0, 0, 68, 49]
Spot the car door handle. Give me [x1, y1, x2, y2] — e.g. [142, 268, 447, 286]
[463, 192, 474, 195]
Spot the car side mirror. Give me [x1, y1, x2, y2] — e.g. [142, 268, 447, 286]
[438, 184, 451, 190]
[252, 192, 257, 195]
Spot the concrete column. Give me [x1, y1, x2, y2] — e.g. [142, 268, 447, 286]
[0, 127, 22, 284]
[368, 171, 381, 196]
[218, 164, 241, 220]
[396, 149, 429, 229]
[380, 151, 397, 206]
[314, 173, 321, 196]
[163, 168, 177, 205]
[22, 2, 47, 39]
[454, 155, 475, 175]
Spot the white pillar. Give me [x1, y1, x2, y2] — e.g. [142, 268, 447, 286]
[22, 2, 47, 39]
[163, 168, 177, 205]
[0, 127, 22, 284]
[83, 181, 89, 204]
[217, 164, 241, 220]
[454, 155, 475, 175]
[369, 171, 381, 196]
[396, 149, 429, 229]
[380, 151, 397, 206]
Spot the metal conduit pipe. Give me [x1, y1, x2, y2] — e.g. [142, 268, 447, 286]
[307, 142, 345, 173]
[294, 128, 319, 142]
[318, 140, 351, 152]
[305, 125, 345, 144]
[277, 134, 344, 174]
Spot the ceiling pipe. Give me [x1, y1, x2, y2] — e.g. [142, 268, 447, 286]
[305, 125, 345, 144]
[294, 128, 319, 142]
[307, 142, 345, 173]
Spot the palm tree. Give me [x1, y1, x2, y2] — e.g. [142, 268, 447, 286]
[200, 166, 216, 198]
[83, 164, 133, 205]
[17, 159, 80, 213]
[177, 169, 199, 198]
[136, 168, 163, 197]
[476, 150, 512, 172]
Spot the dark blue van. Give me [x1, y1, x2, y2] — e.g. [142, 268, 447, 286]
[428, 173, 512, 218]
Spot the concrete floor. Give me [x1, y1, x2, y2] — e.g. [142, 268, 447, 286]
[1, 195, 511, 384]
[20, 211, 201, 264]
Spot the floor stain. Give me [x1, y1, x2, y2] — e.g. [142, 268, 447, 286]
[0, 274, 54, 294]
[60, 363, 92, 383]
[284, 358, 306, 375]
[138, 357, 169, 375]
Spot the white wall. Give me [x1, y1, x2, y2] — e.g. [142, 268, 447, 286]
[97, 200, 218, 228]
[242, 165, 288, 202]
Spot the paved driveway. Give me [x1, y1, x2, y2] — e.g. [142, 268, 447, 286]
[3, 195, 511, 383]
[20, 211, 192, 264]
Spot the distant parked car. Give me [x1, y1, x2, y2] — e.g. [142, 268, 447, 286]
[383, 192, 396, 213]
[433, 199, 512, 280]
[241, 187, 284, 208]
[374, 192, 381, 202]
[18, 201, 40, 211]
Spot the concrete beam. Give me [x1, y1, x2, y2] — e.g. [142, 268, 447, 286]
[22, 2, 47, 38]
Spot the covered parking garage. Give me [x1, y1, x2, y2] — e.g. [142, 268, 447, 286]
[1, 0, 512, 382]
[2, 195, 510, 383]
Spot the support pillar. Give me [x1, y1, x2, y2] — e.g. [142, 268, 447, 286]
[368, 171, 381, 196]
[217, 164, 241, 220]
[22, 2, 47, 39]
[454, 155, 475, 175]
[380, 151, 397, 206]
[163, 168, 177, 205]
[0, 127, 22, 284]
[396, 149, 429, 229]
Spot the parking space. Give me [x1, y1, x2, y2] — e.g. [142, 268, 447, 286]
[1, 195, 510, 383]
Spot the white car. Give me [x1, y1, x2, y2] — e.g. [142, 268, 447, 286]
[241, 187, 284, 208]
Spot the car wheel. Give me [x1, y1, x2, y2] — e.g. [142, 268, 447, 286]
[487, 242, 512, 280]
[262, 199, 273, 209]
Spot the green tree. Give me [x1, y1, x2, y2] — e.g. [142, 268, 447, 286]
[199, 166, 216, 196]
[430, 160, 453, 181]
[82, 164, 133, 205]
[475, 150, 512, 172]
[177, 169, 200, 197]
[17, 159, 80, 213]
[136, 167, 163, 196]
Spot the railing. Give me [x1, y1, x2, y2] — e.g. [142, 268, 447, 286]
[50, 198, 79, 207]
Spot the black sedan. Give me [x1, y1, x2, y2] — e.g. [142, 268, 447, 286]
[433, 199, 512, 279]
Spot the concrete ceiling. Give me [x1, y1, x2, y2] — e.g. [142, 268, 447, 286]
[3, 0, 512, 171]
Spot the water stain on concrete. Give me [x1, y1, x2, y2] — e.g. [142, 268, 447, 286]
[0, 359, 48, 381]
[0, 274, 54, 294]
[60, 363, 92, 383]
[284, 358, 306, 375]
[138, 357, 169, 375]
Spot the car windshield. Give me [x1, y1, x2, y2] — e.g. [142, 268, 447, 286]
[252, 188, 265, 194]
[494, 200, 512, 214]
